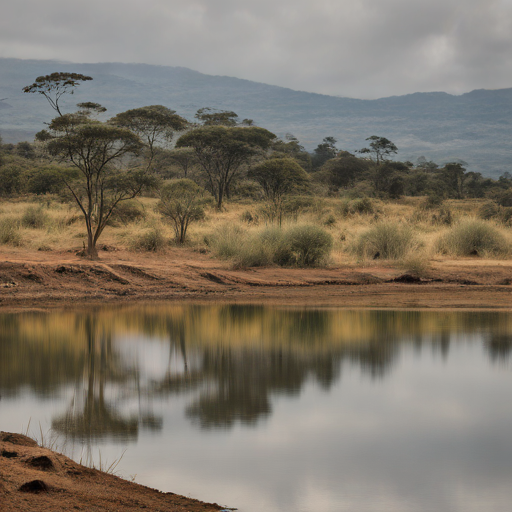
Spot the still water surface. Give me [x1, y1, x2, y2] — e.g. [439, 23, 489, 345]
[1, 305, 512, 511]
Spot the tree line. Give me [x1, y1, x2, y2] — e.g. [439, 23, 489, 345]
[1, 71, 511, 258]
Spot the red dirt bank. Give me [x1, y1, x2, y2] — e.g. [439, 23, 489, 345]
[1, 247, 512, 309]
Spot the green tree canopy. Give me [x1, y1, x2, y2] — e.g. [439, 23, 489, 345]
[38, 112, 150, 258]
[195, 108, 239, 126]
[248, 157, 310, 204]
[110, 105, 189, 167]
[318, 151, 370, 189]
[357, 136, 398, 165]
[312, 136, 338, 169]
[176, 125, 276, 209]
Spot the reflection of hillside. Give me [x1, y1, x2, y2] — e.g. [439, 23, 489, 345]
[1, 306, 512, 433]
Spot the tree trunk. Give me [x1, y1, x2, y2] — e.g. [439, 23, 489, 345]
[86, 231, 99, 259]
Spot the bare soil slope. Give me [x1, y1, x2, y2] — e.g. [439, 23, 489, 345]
[0, 432, 223, 512]
[1, 247, 512, 309]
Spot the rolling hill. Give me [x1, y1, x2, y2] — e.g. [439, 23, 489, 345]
[1, 58, 511, 177]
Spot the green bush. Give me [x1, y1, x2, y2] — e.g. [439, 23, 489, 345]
[130, 228, 166, 252]
[351, 197, 374, 214]
[0, 217, 22, 246]
[207, 224, 247, 259]
[436, 219, 510, 257]
[338, 197, 375, 217]
[108, 200, 145, 226]
[209, 223, 332, 267]
[283, 224, 333, 266]
[479, 201, 500, 220]
[352, 222, 417, 260]
[21, 205, 49, 229]
[421, 194, 444, 210]
[431, 205, 453, 225]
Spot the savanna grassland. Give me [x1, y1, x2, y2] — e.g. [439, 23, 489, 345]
[1, 193, 512, 310]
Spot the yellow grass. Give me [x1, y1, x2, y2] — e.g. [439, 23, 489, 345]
[1, 195, 511, 266]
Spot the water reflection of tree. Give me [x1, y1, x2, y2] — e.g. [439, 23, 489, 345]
[2, 307, 512, 433]
[485, 334, 512, 362]
[52, 316, 138, 442]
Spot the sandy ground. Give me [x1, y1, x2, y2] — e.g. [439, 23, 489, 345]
[0, 432, 225, 512]
[0, 246, 512, 310]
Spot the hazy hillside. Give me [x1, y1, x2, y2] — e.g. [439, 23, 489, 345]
[1, 58, 511, 177]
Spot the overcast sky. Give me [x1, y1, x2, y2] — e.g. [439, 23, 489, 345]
[2, 0, 512, 98]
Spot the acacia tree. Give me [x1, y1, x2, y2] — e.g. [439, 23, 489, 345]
[176, 126, 276, 209]
[195, 108, 239, 126]
[110, 105, 188, 168]
[312, 136, 338, 169]
[248, 157, 309, 224]
[23, 72, 93, 116]
[248, 157, 309, 204]
[38, 112, 148, 258]
[157, 179, 212, 244]
[357, 136, 398, 165]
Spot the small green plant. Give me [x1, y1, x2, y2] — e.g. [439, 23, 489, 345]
[130, 228, 166, 252]
[0, 217, 22, 246]
[436, 219, 510, 257]
[351, 222, 417, 260]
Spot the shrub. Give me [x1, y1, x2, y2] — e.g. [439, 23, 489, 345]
[107, 201, 145, 226]
[158, 179, 212, 244]
[283, 224, 333, 266]
[0, 217, 22, 246]
[207, 223, 247, 259]
[337, 197, 375, 217]
[21, 205, 49, 229]
[421, 194, 444, 210]
[322, 213, 337, 226]
[436, 219, 510, 257]
[240, 210, 259, 224]
[209, 223, 332, 267]
[130, 228, 166, 252]
[479, 201, 500, 220]
[500, 207, 512, 226]
[351, 222, 417, 260]
[431, 205, 453, 225]
[351, 197, 374, 215]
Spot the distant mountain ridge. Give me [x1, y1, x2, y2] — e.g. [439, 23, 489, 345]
[1, 57, 511, 177]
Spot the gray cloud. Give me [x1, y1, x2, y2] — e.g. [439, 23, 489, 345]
[2, 0, 512, 98]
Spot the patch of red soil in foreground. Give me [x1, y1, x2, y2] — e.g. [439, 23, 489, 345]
[0, 247, 512, 309]
[0, 432, 224, 512]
